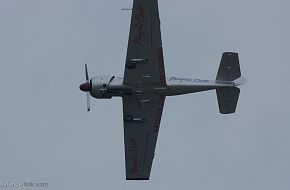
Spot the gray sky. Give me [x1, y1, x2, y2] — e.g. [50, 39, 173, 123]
[1, 0, 290, 189]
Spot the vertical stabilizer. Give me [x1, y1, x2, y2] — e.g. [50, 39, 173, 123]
[216, 52, 241, 81]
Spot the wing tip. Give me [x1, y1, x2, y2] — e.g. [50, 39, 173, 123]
[126, 178, 149, 180]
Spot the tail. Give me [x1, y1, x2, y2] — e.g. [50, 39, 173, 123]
[216, 52, 243, 114]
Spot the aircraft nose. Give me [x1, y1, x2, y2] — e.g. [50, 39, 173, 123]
[79, 82, 91, 92]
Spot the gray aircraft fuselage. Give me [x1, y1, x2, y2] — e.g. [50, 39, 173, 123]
[80, 75, 246, 99]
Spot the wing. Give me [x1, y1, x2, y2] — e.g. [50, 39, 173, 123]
[123, 94, 165, 180]
[123, 0, 166, 87]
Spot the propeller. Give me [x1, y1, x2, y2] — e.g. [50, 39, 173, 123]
[79, 64, 92, 111]
[86, 90, 90, 112]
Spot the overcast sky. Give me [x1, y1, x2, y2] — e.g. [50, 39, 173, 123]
[1, 0, 290, 189]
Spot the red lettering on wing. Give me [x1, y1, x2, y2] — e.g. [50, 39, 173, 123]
[133, 5, 146, 47]
[153, 95, 166, 134]
[157, 47, 166, 87]
[128, 138, 141, 176]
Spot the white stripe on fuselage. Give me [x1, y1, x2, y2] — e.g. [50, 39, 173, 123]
[108, 76, 234, 86]
[167, 77, 210, 84]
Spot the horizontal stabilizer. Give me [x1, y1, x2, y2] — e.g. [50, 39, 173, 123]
[216, 52, 241, 81]
[216, 87, 240, 114]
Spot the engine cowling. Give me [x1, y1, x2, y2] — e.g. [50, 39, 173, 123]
[90, 76, 113, 99]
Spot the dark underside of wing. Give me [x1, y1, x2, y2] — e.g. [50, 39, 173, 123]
[122, 0, 166, 180]
[123, 95, 165, 180]
[123, 0, 166, 87]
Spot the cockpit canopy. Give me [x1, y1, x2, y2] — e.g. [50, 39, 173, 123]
[90, 75, 114, 99]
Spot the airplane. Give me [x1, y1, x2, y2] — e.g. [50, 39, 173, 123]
[79, 0, 246, 180]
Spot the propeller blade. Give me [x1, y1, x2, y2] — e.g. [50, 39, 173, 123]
[85, 63, 89, 82]
[87, 92, 90, 112]
[83, 63, 90, 111]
